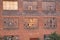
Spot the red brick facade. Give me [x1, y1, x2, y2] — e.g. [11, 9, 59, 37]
[0, 0, 60, 40]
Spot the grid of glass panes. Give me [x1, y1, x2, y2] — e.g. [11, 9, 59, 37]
[4, 35, 19, 40]
[23, 0, 39, 16]
[44, 17, 57, 29]
[3, 1, 18, 10]
[23, 0, 37, 11]
[42, 0, 56, 15]
[42, 2, 55, 11]
[24, 18, 39, 29]
[3, 17, 19, 30]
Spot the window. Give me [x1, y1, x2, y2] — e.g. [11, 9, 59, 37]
[24, 18, 39, 30]
[44, 34, 51, 40]
[23, 1, 37, 11]
[4, 35, 19, 40]
[2, 0, 19, 16]
[3, 17, 19, 30]
[3, 0, 18, 10]
[23, 0, 39, 16]
[42, 2, 56, 13]
[44, 17, 57, 29]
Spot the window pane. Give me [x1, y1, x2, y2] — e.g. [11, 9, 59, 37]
[3, 1, 18, 10]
